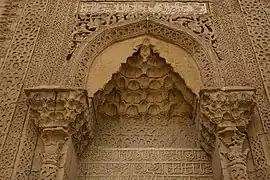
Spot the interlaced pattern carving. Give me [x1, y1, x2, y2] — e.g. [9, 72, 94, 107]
[36, 0, 74, 85]
[237, 0, 270, 178]
[0, 0, 46, 152]
[69, 13, 216, 59]
[211, 0, 251, 86]
[1, 0, 269, 179]
[12, 0, 78, 179]
[12, 107, 39, 180]
[0, 0, 26, 69]
[62, 19, 221, 90]
[238, 0, 270, 132]
[50, 0, 78, 85]
[211, 1, 270, 178]
[0, 0, 47, 179]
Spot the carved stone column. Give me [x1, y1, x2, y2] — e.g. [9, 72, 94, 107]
[197, 87, 256, 180]
[25, 87, 95, 180]
[39, 127, 69, 180]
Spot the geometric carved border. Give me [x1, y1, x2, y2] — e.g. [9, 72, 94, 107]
[211, 1, 270, 179]
[0, 1, 77, 179]
[61, 18, 222, 89]
[1, 0, 268, 179]
[0, 0, 49, 179]
[238, 0, 270, 133]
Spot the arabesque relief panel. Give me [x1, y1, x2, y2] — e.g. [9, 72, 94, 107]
[0, 0, 78, 179]
[0, 0, 269, 179]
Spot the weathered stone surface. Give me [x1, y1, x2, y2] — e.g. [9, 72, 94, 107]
[197, 88, 256, 180]
[25, 87, 95, 179]
[79, 2, 208, 15]
[0, 0, 269, 180]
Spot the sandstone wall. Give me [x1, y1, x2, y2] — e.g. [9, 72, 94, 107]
[0, 0, 269, 179]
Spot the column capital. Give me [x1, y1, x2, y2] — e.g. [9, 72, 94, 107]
[25, 86, 96, 179]
[197, 87, 256, 180]
[25, 86, 88, 128]
[199, 87, 256, 132]
[197, 87, 256, 153]
[25, 86, 95, 155]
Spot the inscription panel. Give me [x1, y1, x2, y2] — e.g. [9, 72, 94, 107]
[78, 176, 214, 180]
[81, 148, 211, 162]
[79, 2, 208, 15]
[79, 148, 213, 179]
[79, 163, 213, 175]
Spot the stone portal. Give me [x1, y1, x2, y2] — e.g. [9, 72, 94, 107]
[78, 39, 214, 179]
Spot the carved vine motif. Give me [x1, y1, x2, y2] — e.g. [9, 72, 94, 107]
[156, 14, 216, 46]
[0, 0, 26, 66]
[68, 12, 216, 59]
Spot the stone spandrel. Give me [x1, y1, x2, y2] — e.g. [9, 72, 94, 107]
[79, 2, 208, 15]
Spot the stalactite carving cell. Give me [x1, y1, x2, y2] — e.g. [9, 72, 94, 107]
[92, 40, 197, 148]
[78, 39, 214, 180]
[0, 0, 269, 179]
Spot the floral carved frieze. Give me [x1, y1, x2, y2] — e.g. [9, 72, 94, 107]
[25, 87, 95, 155]
[197, 87, 256, 180]
[68, 1, 216, 58]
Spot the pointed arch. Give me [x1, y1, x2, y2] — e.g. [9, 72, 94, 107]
[61, 18, 222, 91]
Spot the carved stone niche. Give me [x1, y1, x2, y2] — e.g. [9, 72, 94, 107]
[91, 38, 198, 148]
[25, 87, 95, 180]
[196, 87, 256, 180]
[78, 38, 215, 180]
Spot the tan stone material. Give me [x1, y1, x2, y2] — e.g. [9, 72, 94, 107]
[197, 88, 256, 179]
[25, 88, 95, 179]
[79, 2, 208, 15]
[0, 0, 269, 180]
